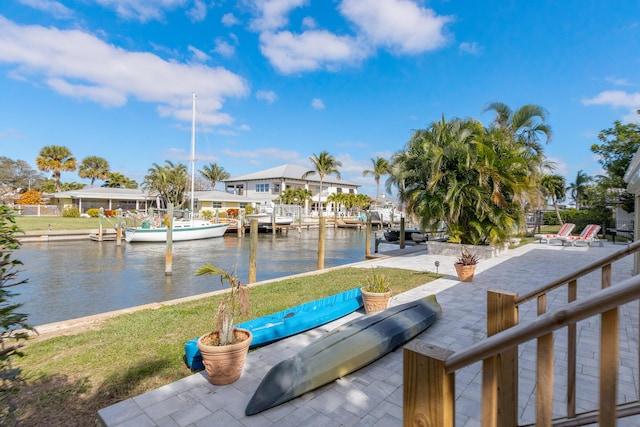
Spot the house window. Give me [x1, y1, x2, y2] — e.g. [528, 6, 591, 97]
[211, 202, 222, 208]
[273, 184, 280, 194]
[256, 183, 269, 193]
[337, 188, 343, 194]
[349, 189, 355, 194]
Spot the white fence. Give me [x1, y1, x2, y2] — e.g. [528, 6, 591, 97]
[15, 205, 61, 216]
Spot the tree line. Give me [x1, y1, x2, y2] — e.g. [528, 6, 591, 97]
[2, 105, 638, 244]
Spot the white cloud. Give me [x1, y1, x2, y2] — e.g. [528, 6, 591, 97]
[18, 0, 74, 19]
[459, 41, 483, 56]
[623, 110, 640, 124]
[302, 16, 316, 29]
[582, 90, 640, 109]
[583, 90, 640, 125]
[605, 76, 632, 86]
[0, 127, 25, 141]
[256, 90, 278, 103]
[339, 0, 453, 54]
[186, 0, 208, 22]
[222, 13, 239, 26]
[259, 30, 367, 74]
[214, 38, 236, 57]
[94, 0, 189, 22]
[0, 16, 249, 126]
[221, 147, 301, 160]
[249, 0, 309, 32]
[311, 98, 325, 110]
[188, 45, 210, 62]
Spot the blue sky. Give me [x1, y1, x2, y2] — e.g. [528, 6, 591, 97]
[1, 0, 639, 199]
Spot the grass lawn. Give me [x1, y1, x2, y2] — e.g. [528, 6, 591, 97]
[15, 216, 103, 231]
[11, 266, 440, 426]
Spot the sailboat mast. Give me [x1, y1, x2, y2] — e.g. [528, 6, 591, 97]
[190, 92, 196, 215]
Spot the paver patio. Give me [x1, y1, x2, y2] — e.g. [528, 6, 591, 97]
[98, 241, 639, 426]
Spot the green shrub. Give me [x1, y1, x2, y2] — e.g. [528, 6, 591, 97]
[245, 206, 255, 215]
[542, 208, 613, 232]
[200, 210, 213, 220]
[86, 208, 100, 218]
[62, 207, 80, 218]
[0, 205, 33, 424]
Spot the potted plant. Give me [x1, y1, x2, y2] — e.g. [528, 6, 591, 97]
[195, 264, 252, 385]
[360, 268, 392, 314]
[454, 246, 479, 282]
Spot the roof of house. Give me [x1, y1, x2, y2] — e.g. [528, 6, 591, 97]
[224, 164, 359, 187]
[48, 187, 263, 203]
[48, 187, 152, 200]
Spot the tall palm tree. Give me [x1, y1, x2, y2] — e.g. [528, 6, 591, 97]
[568, 170, 593, 209]
[541, 174, 567, 224]
[199, 162, 230, 190]
[279, 188, 312, 206]
[390, 115, 538, 245]
[143, 161, 189, 208]
[102, 172, 138, 189]
[78, 156, 110, 188]
[483, 102, 552, 158]
[302, 151, 342, 215]
[362, 157, 390, 208]
[35, 145, 77, 191]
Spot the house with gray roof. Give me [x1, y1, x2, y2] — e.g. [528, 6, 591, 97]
[47, 187, 262, 215]
[223, 164, 360, 212]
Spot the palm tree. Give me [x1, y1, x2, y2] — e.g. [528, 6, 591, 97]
[143, 161, 189, 208]
[279, 188, 312, 206]
[199, 163, 230, 190]
[35, 145, 77, 191]
[326, 192, 348, 215]
[390, 115, 538, 245]
[302, 151, 342, 215]
[362, 157, 390, 208]
[102, 172, 138, 189]
[568, 170, 593, 209]
[78, 156, 110, 187]
[541, 174, 567, 224]
[483, 102, 552, 158]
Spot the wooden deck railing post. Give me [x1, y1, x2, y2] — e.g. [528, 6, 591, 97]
[567, 279, 577, 418]
[486, 290, 519, 427]
[403, 340, 455, 427]
[599, 263, 618, 425]
[536, 294, 553, 425]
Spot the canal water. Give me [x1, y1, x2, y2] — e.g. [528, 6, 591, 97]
[14, 228, 379, 326]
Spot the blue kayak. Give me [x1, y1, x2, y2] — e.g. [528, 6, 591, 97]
[184, 288, 363, 370]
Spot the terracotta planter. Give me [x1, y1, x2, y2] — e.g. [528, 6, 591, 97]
[361, 288, 392, 314]
[454, 263, 476, 282]
[197, 328, 252, 385]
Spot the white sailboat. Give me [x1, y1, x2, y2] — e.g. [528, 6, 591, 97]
[125, 93, 229, 243]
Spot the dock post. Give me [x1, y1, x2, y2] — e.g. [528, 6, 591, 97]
[249, 219, 258, 283]
[400, 217, 405, 249]
[365, 214, 371, 258]
[116, 208, 123, 246]
[98, 208, 104, 242]
[165, 203, 173, 276]
[318, 216, 325, 270]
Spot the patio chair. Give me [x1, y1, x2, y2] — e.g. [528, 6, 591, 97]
[560, 224, 602, 246]
[534, 223, 576, 244]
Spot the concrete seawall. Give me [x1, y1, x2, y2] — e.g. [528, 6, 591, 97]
[19, 229, 117, 242]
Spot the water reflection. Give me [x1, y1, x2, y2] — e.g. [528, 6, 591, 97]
[16, 228, 371, 326]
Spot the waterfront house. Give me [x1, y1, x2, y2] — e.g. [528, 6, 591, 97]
[46, 187, 262, 216]
[223, 164, 360, 213]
